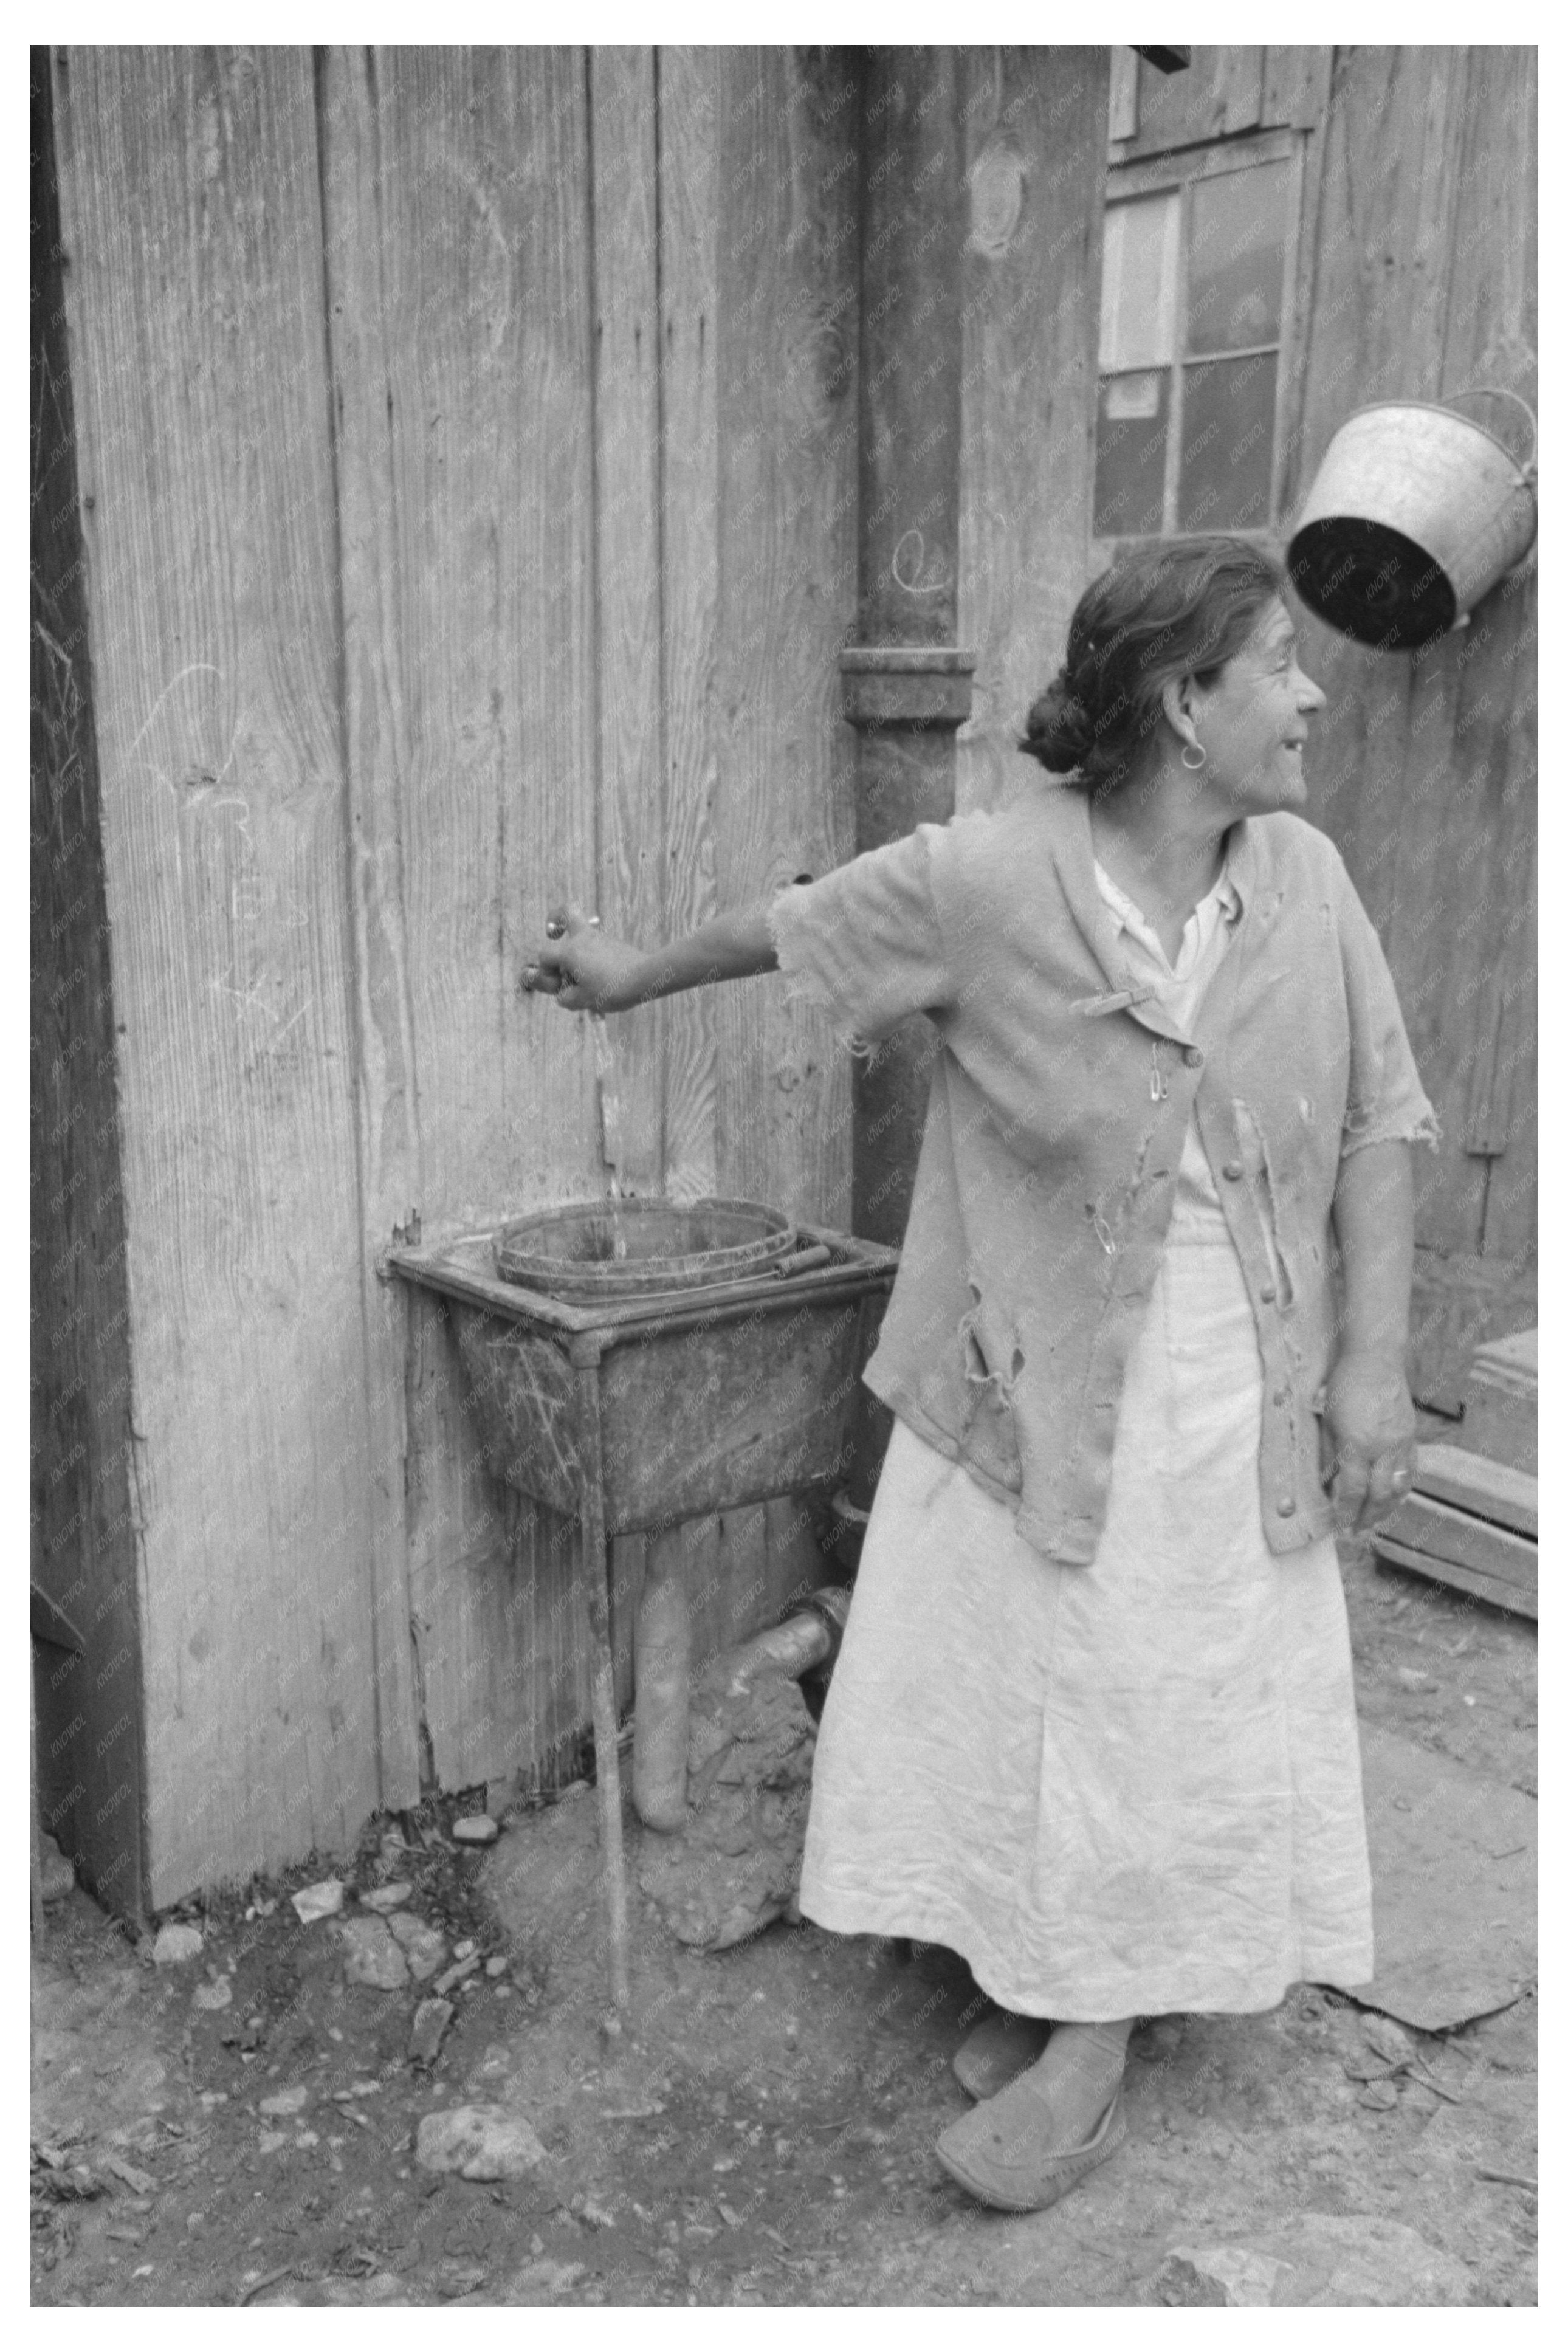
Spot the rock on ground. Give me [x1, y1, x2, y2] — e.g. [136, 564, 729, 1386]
[414, 2103, 548, 2182]
[507, 2258, 586, 2302]
[151, 1923, 203, 1967]
[638, 1671, 817, 1950]
[258, 2085, 311, 2118]
[433, 1951, 483, 1997]
[387, 1913, 448, 1982]
[452, 1815, 499, 1845]
[359, 1882, 412, 1913]
[1273, 2214, 1476, 2306]
[337, 1914, 411, 1990]
[1158, 2246, 1295, 2305]
[290, 1878, 345, 1924]
[38, 1834, 76, 1905]
[1158, 2215, 1475, 2307]
[408, 1997, 455, 2068]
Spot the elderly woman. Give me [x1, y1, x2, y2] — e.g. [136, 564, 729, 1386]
[524, 537, 1436, 2213]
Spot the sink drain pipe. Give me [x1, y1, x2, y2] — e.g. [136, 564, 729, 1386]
[633, 1584, 851, 1831]
[705, 1586, 851, 1700]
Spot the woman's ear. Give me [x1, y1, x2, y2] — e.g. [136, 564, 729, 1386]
[1158, 673, 1200, 755]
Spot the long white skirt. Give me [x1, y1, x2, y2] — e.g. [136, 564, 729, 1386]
[798, 1202, 1374, 2018]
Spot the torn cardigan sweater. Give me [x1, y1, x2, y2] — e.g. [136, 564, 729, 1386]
[768, 785, 1438, 1567]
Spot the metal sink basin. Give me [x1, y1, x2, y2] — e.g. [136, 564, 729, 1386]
[388, 1206, 897, 1533]
[387, 1201, 897, 2012]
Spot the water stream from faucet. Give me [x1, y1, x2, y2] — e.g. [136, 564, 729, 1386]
[590, 1013, 628, 1257]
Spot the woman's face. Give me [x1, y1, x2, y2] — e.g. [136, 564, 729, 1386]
[1182, 596, 1327, 815]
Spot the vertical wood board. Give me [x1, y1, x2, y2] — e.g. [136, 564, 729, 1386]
[1440, 48, 1537, 409]
[957, 47, 1109, 817]
[31, 51, 146, 1919]
[590, 46, 667, 1198]
[317, 44, 434, 1812]
[1294, 49, 1469, 451]
[710, 46, 861, 1232]
[353, 46, 602, 1235]
[1262, 47, 1334, 132]
[656, 46, 724, 1206]
[348, 49, 604, 1795]
[1436, 47, 1537, 1261]
[53, 46, 384, 1902]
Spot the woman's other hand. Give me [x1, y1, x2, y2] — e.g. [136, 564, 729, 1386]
[520, 902, 647, 1015]
[1319, 1351, 1417, 1536]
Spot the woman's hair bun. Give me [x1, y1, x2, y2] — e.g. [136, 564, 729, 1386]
[1020, 537, 1287, 797]
[1019, 670, 1095, 773]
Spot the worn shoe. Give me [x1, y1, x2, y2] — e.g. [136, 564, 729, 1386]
[952, 2009, 1051, 2100]
[935, 2077, 1128, 2213]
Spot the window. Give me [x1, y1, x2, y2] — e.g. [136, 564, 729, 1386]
[1092, 132, 1302, 541]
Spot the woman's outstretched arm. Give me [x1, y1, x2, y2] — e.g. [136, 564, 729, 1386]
[520, 898, 779, 1015]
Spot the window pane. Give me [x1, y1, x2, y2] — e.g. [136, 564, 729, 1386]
[1186, 160, 1291, 354]
[1099, 193, 1179, 370]
[1095, 371, 1169, 537]
[1178, 353, 1277, 530]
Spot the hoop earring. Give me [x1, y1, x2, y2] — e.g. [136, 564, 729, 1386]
[1181, 741, 1207, 772]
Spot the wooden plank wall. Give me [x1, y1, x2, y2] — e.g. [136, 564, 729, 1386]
[50, 43, 1532, 1900]
[1101, 45, 1537, 1409]
[52, 45, 862, 1895]
[315, 46, 608, 1812]
[349, 45, 859, 1803]
[1287, 48, 1538, 1408]
[956, 47, 1111, 814]
[1107, 44, 1330, 162]
[52, 50, 394, 1904]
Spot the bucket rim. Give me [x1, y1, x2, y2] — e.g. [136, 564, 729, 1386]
[493, 1192, 799, 1298]
[1332, 397, 1536, 486]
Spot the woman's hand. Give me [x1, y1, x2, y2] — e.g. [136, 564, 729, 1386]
[1319, 1350, 1417, 1536]
[520, 902, 647, 1015]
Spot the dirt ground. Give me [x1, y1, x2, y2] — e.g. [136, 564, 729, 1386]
[32, 1524, 1537, 2309]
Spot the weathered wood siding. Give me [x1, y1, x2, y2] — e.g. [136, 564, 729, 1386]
[380, 44, 863, 1804]
[957, 49, 1111, 814]
[41, 43, 1535, 1905]
[1108, 44, 1332, 162]
[31, 57, 146, 1919]
[1100, 45, 1537, 1408]
[1287, 48, 1538, 1406]
[50, 44, 862, 1902]
[51, 49, 394, 1906]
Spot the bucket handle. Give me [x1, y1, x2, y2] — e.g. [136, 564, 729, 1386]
[1446, 385, 1538, 481]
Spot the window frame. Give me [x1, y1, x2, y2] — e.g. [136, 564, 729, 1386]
[1092, 127, 1306, 555]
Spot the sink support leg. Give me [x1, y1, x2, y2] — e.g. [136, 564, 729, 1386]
[572, 1347, 631, 2013]
[633, 1524, 690, 1831]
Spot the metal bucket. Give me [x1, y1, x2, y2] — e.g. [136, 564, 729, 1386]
[495, 1195, 796, 1301]
[1287, 390, 1536, 649]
